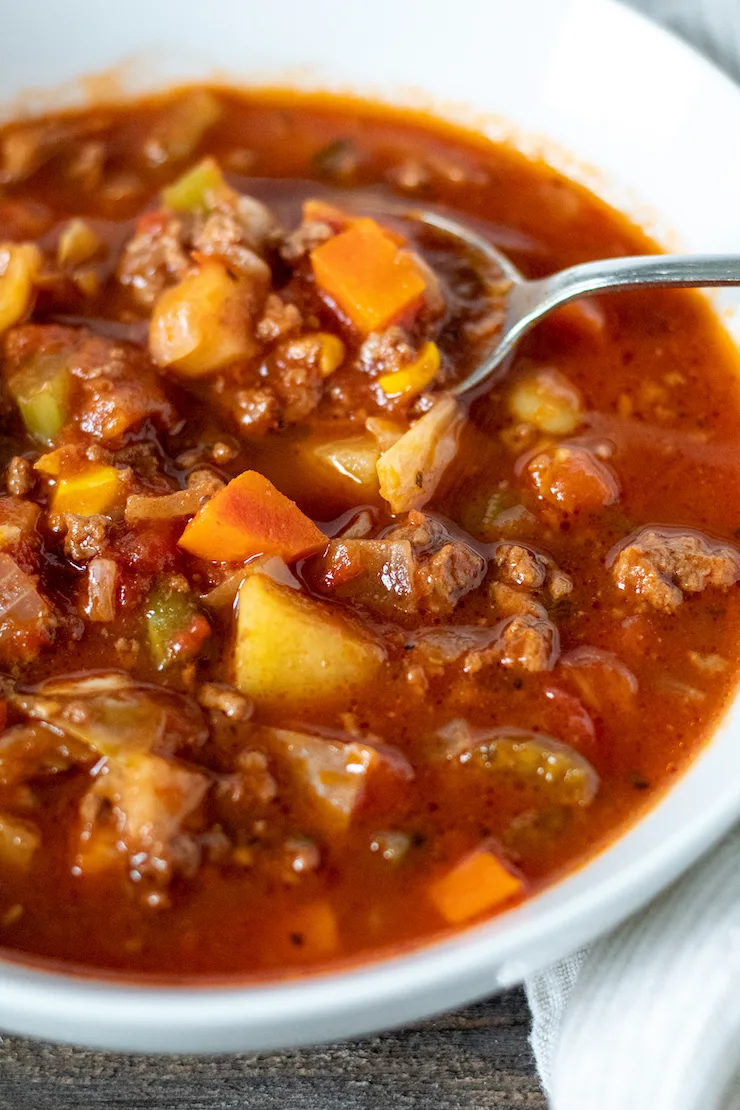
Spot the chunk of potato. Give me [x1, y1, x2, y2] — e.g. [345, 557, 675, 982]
[149, 258, 257, 377]
[0, 242, 41, 335]
[234, 575, 384, 704]
[312, 434, 380, 495]
[271, 728, 376, 828]
[78, 752, 208, 878]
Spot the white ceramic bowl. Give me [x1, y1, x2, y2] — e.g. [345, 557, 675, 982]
[2, 0, 740, 1054]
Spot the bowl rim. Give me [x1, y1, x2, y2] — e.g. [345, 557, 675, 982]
[2, 0, 740, 1053]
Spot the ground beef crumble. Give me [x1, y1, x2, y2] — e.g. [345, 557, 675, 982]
[385, 511, 487, 614]
[611, 528, 740, 613]
[61, 514, 109, 562]
[464, 613, 558, 674]
[5, 457, 35, 497]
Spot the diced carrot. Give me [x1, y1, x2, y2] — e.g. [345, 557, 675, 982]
[378, 341, 441, 397]
[310, 218, 426, 335]
[429, 848, 523, 924]
[179, 470, 326, 564]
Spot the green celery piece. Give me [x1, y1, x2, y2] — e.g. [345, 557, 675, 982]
[458, 487, 519, 542]
[146, 580, 205, 670]
[9, 355, 71, 445]
[162, 157, 228, 214]
[147, 90, 222, 166]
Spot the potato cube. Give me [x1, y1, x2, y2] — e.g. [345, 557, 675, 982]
[149, 258, 257, 377]
[312, 434, 380, 495]
[234, 575, 384, 704]
[271, 728, 376, 827]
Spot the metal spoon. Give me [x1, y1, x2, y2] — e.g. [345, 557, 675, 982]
[375, 203, 740, 395]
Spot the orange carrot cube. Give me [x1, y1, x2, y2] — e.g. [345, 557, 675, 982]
[178, 470, 326, 564]
[310, 218, 426, 335]
[430, 848, 523, 924]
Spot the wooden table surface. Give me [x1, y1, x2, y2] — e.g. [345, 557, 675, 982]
[0, 988, 544, 1110]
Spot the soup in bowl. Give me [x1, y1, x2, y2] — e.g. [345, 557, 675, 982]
[0, 0, 740, 1054]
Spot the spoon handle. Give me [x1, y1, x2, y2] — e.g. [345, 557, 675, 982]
[528, 253, 740, 316]
[455, 254, 740, 395]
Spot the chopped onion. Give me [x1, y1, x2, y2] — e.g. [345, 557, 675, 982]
[201, 556, 297, 610]
[0, 552, 48, 627]
[201, 571, 247, 611]
[40, 673, 133, 697]
[124, 487, 202, 524]
[84, 558, 117, 622]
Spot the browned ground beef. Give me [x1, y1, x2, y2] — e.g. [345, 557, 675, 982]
[279, 219, 334, 263]
[255, 294, 303, 343]
[464, 613, 558, 674]
[384, 511, 487, 614]
[5, 456, 34, 498]
[117, 212, 191, 308]
[612, 528, 740, 612]
[61, 513, 109, 562]
[358, 327, 414, 376]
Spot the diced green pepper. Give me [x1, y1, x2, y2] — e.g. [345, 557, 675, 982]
[144, 90, 223, 166]
[145, 579, 210, 670]
[162, 157, 229, 214]
[9, 354, 71, 445]
[458, 487, 519, 542]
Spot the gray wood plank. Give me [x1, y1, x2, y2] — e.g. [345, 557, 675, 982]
[0, 989, 544, 1110]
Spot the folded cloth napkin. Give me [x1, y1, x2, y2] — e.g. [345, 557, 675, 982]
[526, 828, 740, 1109]
[525, 3, 740, 1107]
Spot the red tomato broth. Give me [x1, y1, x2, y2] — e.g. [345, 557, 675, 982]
[0, 87, 736, 978]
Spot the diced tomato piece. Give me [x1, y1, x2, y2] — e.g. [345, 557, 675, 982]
[528, 445, 619, 513]
[543, 684, 598, 761]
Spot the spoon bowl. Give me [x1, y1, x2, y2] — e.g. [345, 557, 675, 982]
[370, 202, 740, 394]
